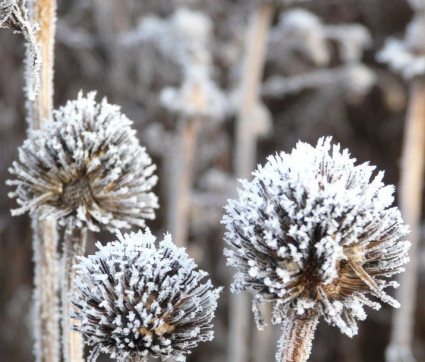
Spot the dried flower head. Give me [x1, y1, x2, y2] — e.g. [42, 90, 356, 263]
[222, 137, 410, 338]
[8, 91, 158, 231]
[72, 229, 222, 362]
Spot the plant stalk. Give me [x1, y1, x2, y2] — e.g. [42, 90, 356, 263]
[276, 313, 319, 362]
[62, 226, 87, 362]
[229, 4, 274, 362]
[167, 116, 200, 247]
[386, 80, 425, 362]
[28, 0, 59, 361]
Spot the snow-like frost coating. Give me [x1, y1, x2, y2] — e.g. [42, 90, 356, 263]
[222, 137, 410, 337]
[73, 229, 222, 362]
[0, 0, 41, 101]
[7, 91, 158, 231]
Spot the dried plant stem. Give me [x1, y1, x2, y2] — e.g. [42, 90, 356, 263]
[229, 4, 274, 362]
[276, 313, 319, 362]
[28, 1, 59, 361]
[234, 2, 273, 176]
[386, 80, 425, 362]
[30, 0, 56, 128]
[62, 227, 87, 362]
[168, 116, 200, 247]
[32, 218, 59, 362]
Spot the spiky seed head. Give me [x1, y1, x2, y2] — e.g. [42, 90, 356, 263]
[72, 229, 222, 362]
[222, 137, 410, 337]
[7, 91, 159, 232]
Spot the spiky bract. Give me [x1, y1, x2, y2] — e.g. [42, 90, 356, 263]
[73, 229, 222, 362]
[8, 92, 158, 231]
[222, 137, 410, 337]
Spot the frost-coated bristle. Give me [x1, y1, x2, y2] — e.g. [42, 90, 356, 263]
[0, 0, 41, 100]
[72, 229, 222, 362]
[7, 91, 158, 232]
[222, 137, 410, 338]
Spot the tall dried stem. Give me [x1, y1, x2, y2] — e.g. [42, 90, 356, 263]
[386, 80, 425, 362]
[167, 116, 200, 247]
[230, 3, 274, 362]
[62, 227, 87, 362]
[276, 313, 319, 362]
[27, 0, 59, 361]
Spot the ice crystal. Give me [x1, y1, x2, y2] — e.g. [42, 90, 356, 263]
[222, 137, 410, 338]
[378, 13, 425, 79]
[72, 229, 222, 362]
[7, 91, 158, 232]
[0, 0, 41, 101]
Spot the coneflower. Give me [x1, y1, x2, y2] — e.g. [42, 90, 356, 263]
[72, 229, 222, 362]
[7, 91, 159, 362]
[222, 137, 410, 362]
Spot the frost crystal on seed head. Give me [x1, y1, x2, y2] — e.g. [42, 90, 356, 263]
[222, 137, 410, 337]
[7, 91, 158, 232]
[72, 229, 222, 362]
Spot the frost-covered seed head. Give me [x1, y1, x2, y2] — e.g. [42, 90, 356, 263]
[222, 137, 410, 337]
[7, 92, 158, 232]
[73, 229, 222, 362]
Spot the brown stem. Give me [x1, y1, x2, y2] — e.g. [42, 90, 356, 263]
[386, 80, 425, 362]
[62, 226, 87, 362]
[167, 116, 201, 247]
[276, 313, 319, 362]
[32, 218, 59, 362]
[229, 4, 274, 362]
[28, 1, 59, 361]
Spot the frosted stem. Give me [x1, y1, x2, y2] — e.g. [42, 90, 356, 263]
[27, 1, 59, 361]
[32, 218, 59, 362]
[229, 4, 274, 362]
[276, 313, 319, 362]
[167, 116, 200, 247]
[62, 227, 87, 362]
[386, 80, 425, 362]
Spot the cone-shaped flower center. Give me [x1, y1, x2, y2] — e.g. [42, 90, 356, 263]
[62, 177, 95, 211]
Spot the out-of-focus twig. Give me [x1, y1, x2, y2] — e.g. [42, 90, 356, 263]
[386, 80, 425, 362]
[231, 3, 274, 362]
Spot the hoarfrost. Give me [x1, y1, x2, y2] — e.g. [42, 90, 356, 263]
[73, 229, 222, 362]
[7, 91, 158, 232]
[0, 0, 41, 101]
[222, 137, 410, 338]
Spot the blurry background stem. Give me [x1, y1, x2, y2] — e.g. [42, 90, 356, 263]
[28, 0, 59, 361]
[230, 3, 274, 362]
[62, 227, 87, 362]
[168, 116, 201, 247]
[386, 80, 425, 362]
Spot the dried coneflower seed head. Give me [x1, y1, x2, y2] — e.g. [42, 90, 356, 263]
[7, 91, 158, 231]
[222, 137, 410, 339]
[72, 229, 222, 362]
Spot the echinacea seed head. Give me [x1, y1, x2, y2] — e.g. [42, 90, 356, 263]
[72, 229, 222, 362]
[7, 91, 159, 232]
[222, 137, 410, 337]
